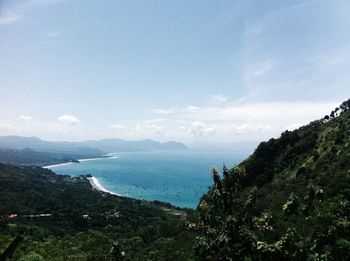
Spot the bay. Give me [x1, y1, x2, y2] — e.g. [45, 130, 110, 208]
[48, 151, 249, 208]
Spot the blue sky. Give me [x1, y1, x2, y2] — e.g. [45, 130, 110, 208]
[0, 0, 349, 144]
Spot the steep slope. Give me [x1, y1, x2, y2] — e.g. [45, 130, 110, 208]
[194, 99, 350, 260]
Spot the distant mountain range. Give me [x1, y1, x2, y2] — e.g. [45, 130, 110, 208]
[0, 136, 188, 155]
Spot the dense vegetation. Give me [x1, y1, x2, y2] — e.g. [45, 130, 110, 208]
[0, 165, 196, 260]
[1, 99, 350, 260]
[193, 99, 350, 260]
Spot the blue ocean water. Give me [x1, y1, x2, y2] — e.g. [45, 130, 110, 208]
[48, 151, 249, 208]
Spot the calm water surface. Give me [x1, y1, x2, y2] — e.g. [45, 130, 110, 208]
[49, 151, 249, 208]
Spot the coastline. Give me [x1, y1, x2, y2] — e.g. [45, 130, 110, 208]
[87, 176, 121, 196]
[43, 155, 121, 197]
[43, 155, 118, 169]
[79, 155, 118, 162]
[43, 162, 75, 169]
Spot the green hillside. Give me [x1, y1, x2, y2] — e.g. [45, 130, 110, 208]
[0, 165, 195, 260]
[194, 99, 350, 260]
[1, 99, 350, 260]
[0, 148, 94, 167]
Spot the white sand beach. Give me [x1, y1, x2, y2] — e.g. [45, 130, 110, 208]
[87, 176, 121, 196]
[43, 162, 76, 169]
[79, 156, 118, 162]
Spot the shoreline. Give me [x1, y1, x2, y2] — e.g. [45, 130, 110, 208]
[43, 155, 118, 169]
[87, 176, 121, 196]
[43, 154, 121, 197]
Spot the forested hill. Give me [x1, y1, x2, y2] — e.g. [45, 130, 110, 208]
[1, 99, 350, 260]
[194, 99, 350, 260]
[0, 164, 195, 260]
[237, 98, 350, 189]
[0, 147, 93, 166]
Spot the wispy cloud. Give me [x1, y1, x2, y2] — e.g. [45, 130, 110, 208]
[0, 101, 340, 142]
[152, 108, 177, 115]
[153, 105, 199, 115]
[249, 60, 273, 77]
[144, 124, 165, 134]
[109, 124, 126, 129]
[25, 0, 66, 8]
[19, 115, 32, 122]
[150, 101, 338, 141]
[187, 105, 199, 111]
[244, 1, 316, 39]
[0, 12, 22, 25]
[0, 120, 79, 140]
[210, 94, 228, 104]
[131, 123, 166, 137]
[0, 0, 65, 26]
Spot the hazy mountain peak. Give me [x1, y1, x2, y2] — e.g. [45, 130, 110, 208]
[0, 136, 187, 154]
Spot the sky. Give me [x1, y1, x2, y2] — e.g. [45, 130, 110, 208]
[0, 0, 349, 145]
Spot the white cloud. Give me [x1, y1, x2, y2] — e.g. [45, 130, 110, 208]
[243, 61, 274, 90]
[285, 123, 304, 131]
[210, 94, 228, 104]
[109, 124, 126, 129]
[0, 123, 13, 133]
[204, 127, 217, 136]
[250, 60, 273, 76]
[189, 121, 216, 137]
[153, 106, 200, 115]
[145, 124, 165, 134]
[204, 102, 333, 124]
[19, 115, 32, 122]
[187, 105, 200, 111]
[232, 96, 248, 105]
[124, 123, 167, 138]
[144, 118, 165, 124]
[189, 121, 205, 137]
[151, 101, 338, 141]
[154, 102, 338, 125]
[153, 108, 177, 114]
[57, 114, 80, 125]
[232, 124, 277, 135]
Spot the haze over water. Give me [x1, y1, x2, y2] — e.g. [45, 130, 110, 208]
[48, 151, 249, 208]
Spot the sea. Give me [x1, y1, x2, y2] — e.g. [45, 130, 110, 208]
[47, 151, 249, 209]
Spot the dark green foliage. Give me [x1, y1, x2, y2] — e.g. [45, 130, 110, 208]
[2, 98, 350, 260]
[0, 147, 102, 166]
[194, 99, 350, 260]
[0, 164, 195, 260]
